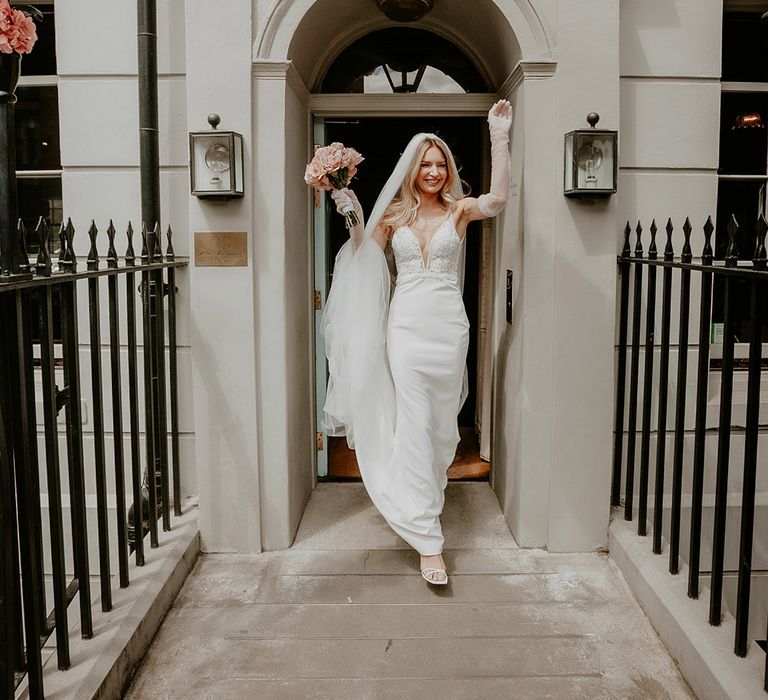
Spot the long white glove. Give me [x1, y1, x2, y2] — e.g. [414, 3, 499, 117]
[331, 188, 365, 251]
[477, 100, 512, 218]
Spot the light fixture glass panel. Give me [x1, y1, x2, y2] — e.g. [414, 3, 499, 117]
[564, 132, 575, 192]
[193, 134, 232, 192]
[575, 132, 614, 190]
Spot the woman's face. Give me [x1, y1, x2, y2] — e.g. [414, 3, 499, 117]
[415, 145, 448, 196]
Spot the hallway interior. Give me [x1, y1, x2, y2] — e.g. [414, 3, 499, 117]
[127, 483, 694, 698]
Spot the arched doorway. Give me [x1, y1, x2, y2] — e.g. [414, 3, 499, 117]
[251, 0, 558, 550]
[312, 27, 493, 480]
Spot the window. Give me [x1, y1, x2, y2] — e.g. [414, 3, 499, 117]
[12, 1, 61, 255]
[713, 9, 768, 344]
[321, 28, 488, 94]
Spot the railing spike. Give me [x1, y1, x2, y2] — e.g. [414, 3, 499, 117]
[635, 221, 644, 257]
[681, 217, 693, 263]
[755, 213, 767, 271]
[17, 219, 30, 274]
[140, 222, 149, 265]
[622, 221, 632, 257]
[648, 219, 658, 260]
[152, 222, 163, 263]
[57, 222, 67, 268]
[664, 218, 675, 261]
[63, 217, 77, 270]
[165, 225, 175, 261]
[106, 219, 118, 268]
[86, 219, 99, 271]
[702, 215, 714, 266]
[35, 217, 52, 276]
[725, 215, 739, 268]
[125, 221, 136, 265]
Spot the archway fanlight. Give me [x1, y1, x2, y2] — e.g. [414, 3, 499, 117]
[321, 28, 487, 94]
[376, 0, 434, 23]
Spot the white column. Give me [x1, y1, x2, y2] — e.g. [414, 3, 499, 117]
[252, 62, 315, 551]
[186, 1, 261, 552]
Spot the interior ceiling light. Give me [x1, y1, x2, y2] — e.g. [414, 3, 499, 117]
[732, 112, 765, 129]
[376, 0, 434, 23]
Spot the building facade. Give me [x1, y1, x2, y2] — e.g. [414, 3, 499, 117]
[26, 0, 767, 562]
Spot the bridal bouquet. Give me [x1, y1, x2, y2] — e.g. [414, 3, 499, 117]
[0, 0, 38, 54]
[305, 142, 364, 227]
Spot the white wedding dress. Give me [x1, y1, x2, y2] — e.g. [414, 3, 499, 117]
[376, 213, 469, 554]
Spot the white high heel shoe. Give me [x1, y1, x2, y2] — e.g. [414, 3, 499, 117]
[420, 555, 448, 585]
[420, 567, 448, 585]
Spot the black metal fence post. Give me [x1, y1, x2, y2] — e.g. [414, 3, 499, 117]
[688, 217, 714, 599]
[638, 221, 658, 536]
[652, 219, 675, 554]
[624, 223, 644, 521]
[734, 215, 767, 657]
[611, 224, 632, 507]
[709, 215, 739, 626]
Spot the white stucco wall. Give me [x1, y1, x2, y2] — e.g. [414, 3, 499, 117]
[185, 0, 261, 553]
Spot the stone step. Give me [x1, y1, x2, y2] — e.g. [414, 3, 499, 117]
[131, 635, 599, 681]
[175, 547, 617, 577]
[158, 601, 594, 639]
[154, 675, 603, 700]
[174, 570, 626, 607]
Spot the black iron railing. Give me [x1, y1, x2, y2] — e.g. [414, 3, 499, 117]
[613, 214, 768, 690]
[0, 217, 187, 698]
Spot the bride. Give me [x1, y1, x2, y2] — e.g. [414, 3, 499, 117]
[321, 100, 512, 585]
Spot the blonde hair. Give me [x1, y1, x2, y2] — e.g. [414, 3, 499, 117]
[379, 138, 462, 234]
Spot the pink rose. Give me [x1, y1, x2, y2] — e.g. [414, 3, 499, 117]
[0, 6, 37, 54]
[11, 10, 37, 54]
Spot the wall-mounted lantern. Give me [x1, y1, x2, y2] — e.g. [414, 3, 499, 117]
[376, 0, 434, 22]
[564, 112, 617, 199]
[189, 114, 244, 199]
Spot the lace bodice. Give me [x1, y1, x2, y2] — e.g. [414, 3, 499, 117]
[391, 215, 462, 283]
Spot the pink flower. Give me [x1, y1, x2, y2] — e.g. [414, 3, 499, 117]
[11, 10, 37, 54]
[305, 142, 365, 192]
[0, 5, 37, 55]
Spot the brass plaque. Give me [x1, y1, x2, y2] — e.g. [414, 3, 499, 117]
[194, 232, 247, 267]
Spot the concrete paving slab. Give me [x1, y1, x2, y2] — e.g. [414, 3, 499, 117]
[144, 675, 604, 700]
[129, 635, 599, 680]
[159, 601, 593, 639]
[126, 484, 695, 699]
[173, 570, 627, 607]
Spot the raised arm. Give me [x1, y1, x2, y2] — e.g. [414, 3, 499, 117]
[460, 100, 513, 223]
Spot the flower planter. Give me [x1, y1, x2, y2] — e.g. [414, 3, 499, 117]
[0, 51, 20, 100]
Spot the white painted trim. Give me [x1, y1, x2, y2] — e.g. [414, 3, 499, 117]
[16, 170, 62, 178]
[620, 166, 718, 173]
[721, 81, 768, 93]
[252, 60, 310, 104]
[717, 174, 768, 181]
[309, 93, 495, 117]
[497, 60, 557, 97]
[17, 75, 58, 87]
[255, 0, 553, 64]
[620, 75, 720, 83]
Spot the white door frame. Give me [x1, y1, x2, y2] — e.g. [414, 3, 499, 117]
[310, 93, 498, 478]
